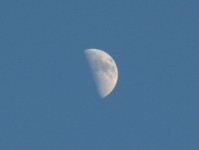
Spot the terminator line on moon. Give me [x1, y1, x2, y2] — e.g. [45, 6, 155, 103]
[85, 48, 118, 98]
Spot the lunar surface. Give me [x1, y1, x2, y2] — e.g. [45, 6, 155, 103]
[85, 48, 118, 98]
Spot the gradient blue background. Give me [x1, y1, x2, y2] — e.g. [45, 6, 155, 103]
[0, 0, 199, 149]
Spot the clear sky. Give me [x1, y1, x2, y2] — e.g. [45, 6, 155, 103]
[0, 0, 199, 149]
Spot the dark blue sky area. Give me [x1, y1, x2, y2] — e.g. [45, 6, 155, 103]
[0, 0, 199, 149]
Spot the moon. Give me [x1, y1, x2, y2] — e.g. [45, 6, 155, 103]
[85, 48, 118, 98]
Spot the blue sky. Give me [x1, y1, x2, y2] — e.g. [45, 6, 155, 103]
[0, 0, 199, 149]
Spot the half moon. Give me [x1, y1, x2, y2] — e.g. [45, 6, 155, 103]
[85, 48, 118, 98]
